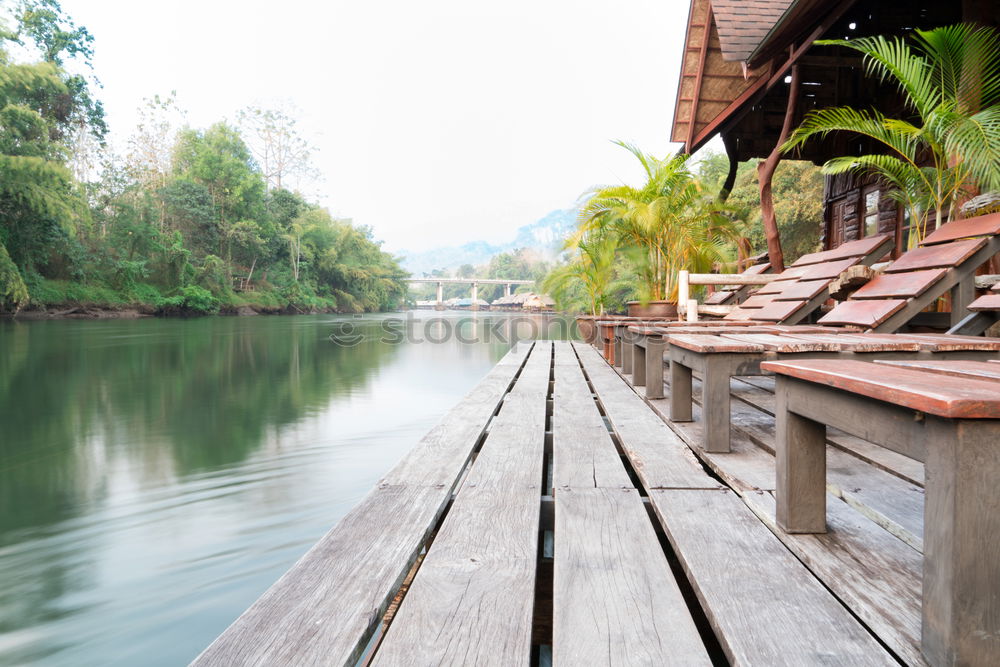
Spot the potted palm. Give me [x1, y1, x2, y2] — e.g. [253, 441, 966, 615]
[541, 232, 618, 342]
[577, 142, 739, 317]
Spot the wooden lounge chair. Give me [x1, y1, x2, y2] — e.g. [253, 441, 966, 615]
[817, 212, 1000, 331]
[667, 331, 1000, 453]
[949, 281, 1000, 335]
[764, 358, 1000, 666]
[702, 261, 772, 306]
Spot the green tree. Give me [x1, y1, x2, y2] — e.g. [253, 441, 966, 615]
[784, 23, 1000, 242]
[578, 142, 739, 302]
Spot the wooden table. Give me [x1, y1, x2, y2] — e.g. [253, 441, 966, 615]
[763, 358, 1000, 666]
[668, 333, 1000, 453]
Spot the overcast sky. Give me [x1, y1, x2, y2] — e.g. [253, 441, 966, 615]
[61, 0, 690, 252]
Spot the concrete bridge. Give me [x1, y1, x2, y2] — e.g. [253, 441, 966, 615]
[407, 278, 534, 309]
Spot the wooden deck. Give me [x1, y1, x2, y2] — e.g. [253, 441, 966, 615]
[194, 339, 942, 666]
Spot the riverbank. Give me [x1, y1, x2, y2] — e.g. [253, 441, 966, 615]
[4, 279, 379, 320]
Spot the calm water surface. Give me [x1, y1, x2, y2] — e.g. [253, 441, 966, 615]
[0, 311, 570, 666]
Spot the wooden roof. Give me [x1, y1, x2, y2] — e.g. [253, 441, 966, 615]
[670, 0, 967, 158]
[670, 0, 773, 150]
[712, 0, 794, 62]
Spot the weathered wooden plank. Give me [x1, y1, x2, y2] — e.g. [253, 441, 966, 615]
[798, 257, 861, 280]
[874, 359, 1000, 382]
[885, 237, 987, 273]
[774, 332, 923, 352]
[887, 333, 1000, 351]
[720, 333, 844, 353]
[552, 342, 632, 490]
[667, 334, 765, 354]
[648, 488, 897, 665]
[750, 298, 809, 322]
[371, 342, 552, 666]
[792, 234, 892, 265]
[818, 299, 907, 328]
[380, 342, 533, 486]
[850, 268, 947, 299]
[192, 343, 533, 667]
[574, 343, 718, 490]
[741, 492, 926, 667]
[553, 488, 710, 666]
[919, 212, 1000, 245]
[969, 293, 1000, 311]
[762, 359, 1000, 419]
[770, 279, 829, 301]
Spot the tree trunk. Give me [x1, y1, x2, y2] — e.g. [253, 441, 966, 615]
[757, 63, 802, 273]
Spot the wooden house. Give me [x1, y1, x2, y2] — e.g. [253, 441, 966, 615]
[671, 0, 999, 271]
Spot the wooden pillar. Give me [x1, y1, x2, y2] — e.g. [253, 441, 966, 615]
[757, 62, 802, 273]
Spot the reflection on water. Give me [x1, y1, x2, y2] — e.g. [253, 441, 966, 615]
[0, 312, 573, 666]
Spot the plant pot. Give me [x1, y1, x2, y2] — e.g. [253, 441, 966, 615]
[575, 316, 598, 344]
[626, 300, 678, 319]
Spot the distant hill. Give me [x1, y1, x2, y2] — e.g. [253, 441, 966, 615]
[398, 208, 578, 276]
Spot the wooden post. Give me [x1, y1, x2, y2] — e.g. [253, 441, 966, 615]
[757, 61, 801, 273]
[678, 270, 690, 319]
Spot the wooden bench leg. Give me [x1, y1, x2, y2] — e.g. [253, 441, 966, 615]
[621, 340, 634, 375]
[922, 418, 1000, 666]
[613, 335, 623, 368]
[701, 357, 733, 453]
[633, 343, 647, 387]
[775, 376, 827, 534]
[669, 359, 692, 422]
[644, 338, 665, 399]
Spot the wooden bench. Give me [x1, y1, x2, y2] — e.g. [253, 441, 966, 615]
[626, 324, 842, 399]
[668, 332, 1000, 453]
[764, 359, 1000, 666]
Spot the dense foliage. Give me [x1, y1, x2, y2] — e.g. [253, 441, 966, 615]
[541, 146, 825, 315]
[0, 1, 407, 314]
[784, 23, 1000, 243]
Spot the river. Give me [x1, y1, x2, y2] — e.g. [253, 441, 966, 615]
[0, 311, 574, 666]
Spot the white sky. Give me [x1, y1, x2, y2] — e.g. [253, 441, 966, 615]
[61, 0, 689, 252]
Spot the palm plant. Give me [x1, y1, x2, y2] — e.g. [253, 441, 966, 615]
[542, 232, 618, 315]
[783, 23, 1000, 244]
[577, 142, 739, 302]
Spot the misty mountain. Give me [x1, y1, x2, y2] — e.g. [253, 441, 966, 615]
[398, 208, 578, 276]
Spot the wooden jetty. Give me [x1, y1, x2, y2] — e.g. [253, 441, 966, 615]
[194, 339, 994, 666]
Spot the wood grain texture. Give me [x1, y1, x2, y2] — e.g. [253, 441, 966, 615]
[552, 342, 632, 489]
[761, 359, 1000, 419]
[192, 344, 532, 667]
[667, 334, 765, 354]
[379, 343, 533, 487]
[553, 488, 710, 666]
[769, 279, 829, 301]
[798, 257, 862, 280]
[371, 342, 553, 666]
[720, 333, 844, 353]
[649, 488, 896, 666]
[817, 299, 907, 327]
[792, 234, 892, 266]
[850, 268, 947, 299]
[749, 298, 808, 322]
[874, 359, 1000, 382]
[742, 492, 926, 667]
[574, 343, 718, 490]
[885, 237, 987, 273]
[919, 212, 1000, 245]
[969, 293, 1000, 311]
[774, 333, 923, 352]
